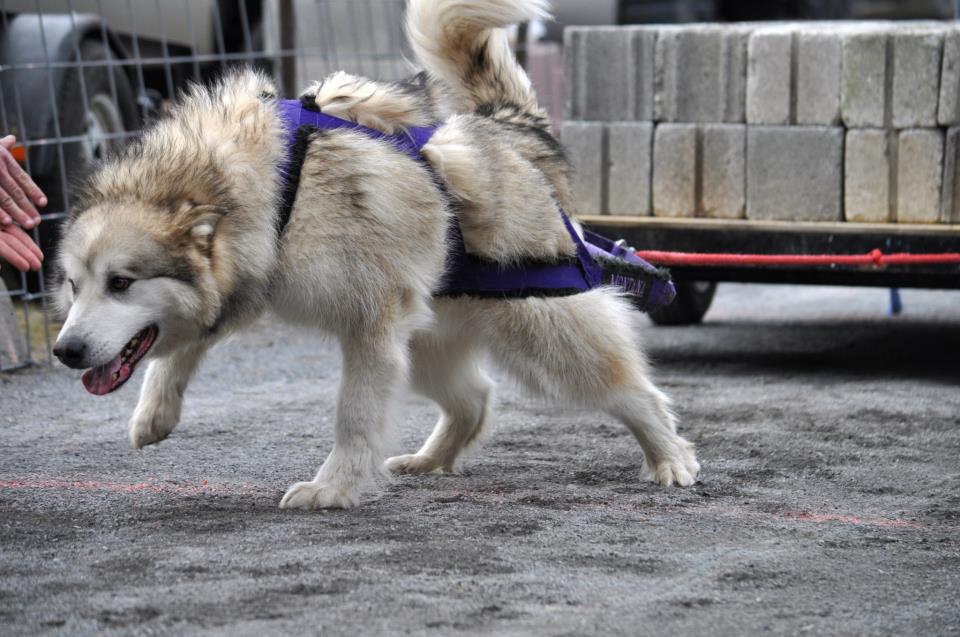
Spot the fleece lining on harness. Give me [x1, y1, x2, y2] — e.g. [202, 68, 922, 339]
[274, 99, 675, 310]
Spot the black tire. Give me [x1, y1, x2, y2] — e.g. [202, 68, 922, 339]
[214, 0, 272, 78]
[248, 20, 273, 77]
[53, 39, 139, 196]
[795, 0, 850, 18]
[647, 281, 717, 326]
[33, 39, 138, 282]
[718, 0, 849, 20]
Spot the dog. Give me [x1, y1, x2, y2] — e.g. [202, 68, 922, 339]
[52, 0, 700, 509]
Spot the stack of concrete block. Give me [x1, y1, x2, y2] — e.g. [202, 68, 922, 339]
[562, 21, 960, 225]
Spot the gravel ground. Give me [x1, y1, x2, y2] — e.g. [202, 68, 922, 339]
[1, 284, 958, 636]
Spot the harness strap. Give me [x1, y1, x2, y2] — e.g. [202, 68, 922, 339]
[435, 210, 601, 298]
[273, 100, 675, 308]
[277, 99, 438, 170]
[276, 99, 440, 238]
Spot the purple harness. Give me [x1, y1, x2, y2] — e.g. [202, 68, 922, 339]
[275, 99, 675, 310]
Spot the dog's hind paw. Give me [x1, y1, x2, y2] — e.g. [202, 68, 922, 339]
[279, 481, 360, 510]
[385, 454, 444, 475]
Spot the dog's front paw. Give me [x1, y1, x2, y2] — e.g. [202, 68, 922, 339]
[648, 439, 700, 487]
[385, 453, 444, 475]
[128, 401, 180, 449]
[279, 481, 360, 510]
[651, 461, 696, 487]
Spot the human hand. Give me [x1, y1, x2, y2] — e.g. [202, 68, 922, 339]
[0, 224, 43, 272]
[0, 135, 47, 229]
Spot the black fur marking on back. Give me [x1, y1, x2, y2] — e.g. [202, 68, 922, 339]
[389, 72, 439, 121]
[391, 71, 430, 96]
[461, 41, 509, 99]
[474, 103, 498, 118]
[471, 42, 490, 76]
[300, 93, 320, 112]
[276, 126, 316, 238]
[475, 101, 566, 163]
[503, 120, 565, 159]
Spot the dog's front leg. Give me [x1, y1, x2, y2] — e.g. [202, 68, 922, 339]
[129, 341, 210, 449]
[280, 334, 404, 510]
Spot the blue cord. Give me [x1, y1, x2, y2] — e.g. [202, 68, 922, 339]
[888, 288, 903, 316]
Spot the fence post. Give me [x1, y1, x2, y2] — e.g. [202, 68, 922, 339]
[516, 22, 528, 69]
[279, 0, 296, 97]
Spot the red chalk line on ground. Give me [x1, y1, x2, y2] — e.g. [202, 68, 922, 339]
[779, 509, 920, 528]
[427, 489, 926, 530]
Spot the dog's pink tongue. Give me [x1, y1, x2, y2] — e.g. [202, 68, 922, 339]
[81, 355, 124, 396]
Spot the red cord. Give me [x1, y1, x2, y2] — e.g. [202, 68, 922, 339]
[635, 249, 960, 268]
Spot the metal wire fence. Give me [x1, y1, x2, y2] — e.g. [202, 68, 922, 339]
[0, 0, 563, 372]
[0, 0, 434, 371]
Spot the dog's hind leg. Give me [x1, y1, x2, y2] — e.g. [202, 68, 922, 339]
[604, 377, 699, 487]
[482, 289, 700, 487]
[128, 340, 212, 449]
[386, 332, 494, 474]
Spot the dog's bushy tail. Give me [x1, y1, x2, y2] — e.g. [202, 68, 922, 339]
[406, 0, 550, 113]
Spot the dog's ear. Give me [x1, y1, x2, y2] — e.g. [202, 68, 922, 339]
[176, 200, 224, 252]
[190, 210, 224, 253]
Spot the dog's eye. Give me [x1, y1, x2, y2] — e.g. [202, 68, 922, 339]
[108, 277, 133, 293]
[68, 279, 77, 295]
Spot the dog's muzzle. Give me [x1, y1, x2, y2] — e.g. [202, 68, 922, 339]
[53, 338, 87, 369]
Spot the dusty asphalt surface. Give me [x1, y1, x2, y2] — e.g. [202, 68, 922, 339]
[1, 283, 958, 636]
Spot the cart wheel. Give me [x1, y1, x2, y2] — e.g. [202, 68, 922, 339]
[647, 281, 717, 326]
[59, 40, 139, 179]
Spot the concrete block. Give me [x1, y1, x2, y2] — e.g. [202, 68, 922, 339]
[746, 26, 794, 125]
[897, 128, 943, 224]
[655, 25, 748, 123]
[652, 124, 697, 218]
[701, 124, 746, 219]
[892, 29, 944, 129]
[937, 28, 960, 126]
[844, 129, 892, 223]
[607, 122, 653, 216]
[746, 126, 843, 222]
[629, 27, 658, 122]
[841, 28, 889, 128]
[0, 280, 27, 368]
[564, 27, 656, 122]
[941, 127, 960, 223]
[561, 122, 604, 215]
[796, 29, 843, 125]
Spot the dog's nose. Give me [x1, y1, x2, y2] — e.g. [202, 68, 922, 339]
[53, 338, 87, 369]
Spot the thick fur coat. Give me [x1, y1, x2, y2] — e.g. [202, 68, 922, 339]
[53, 0, 700, 509]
